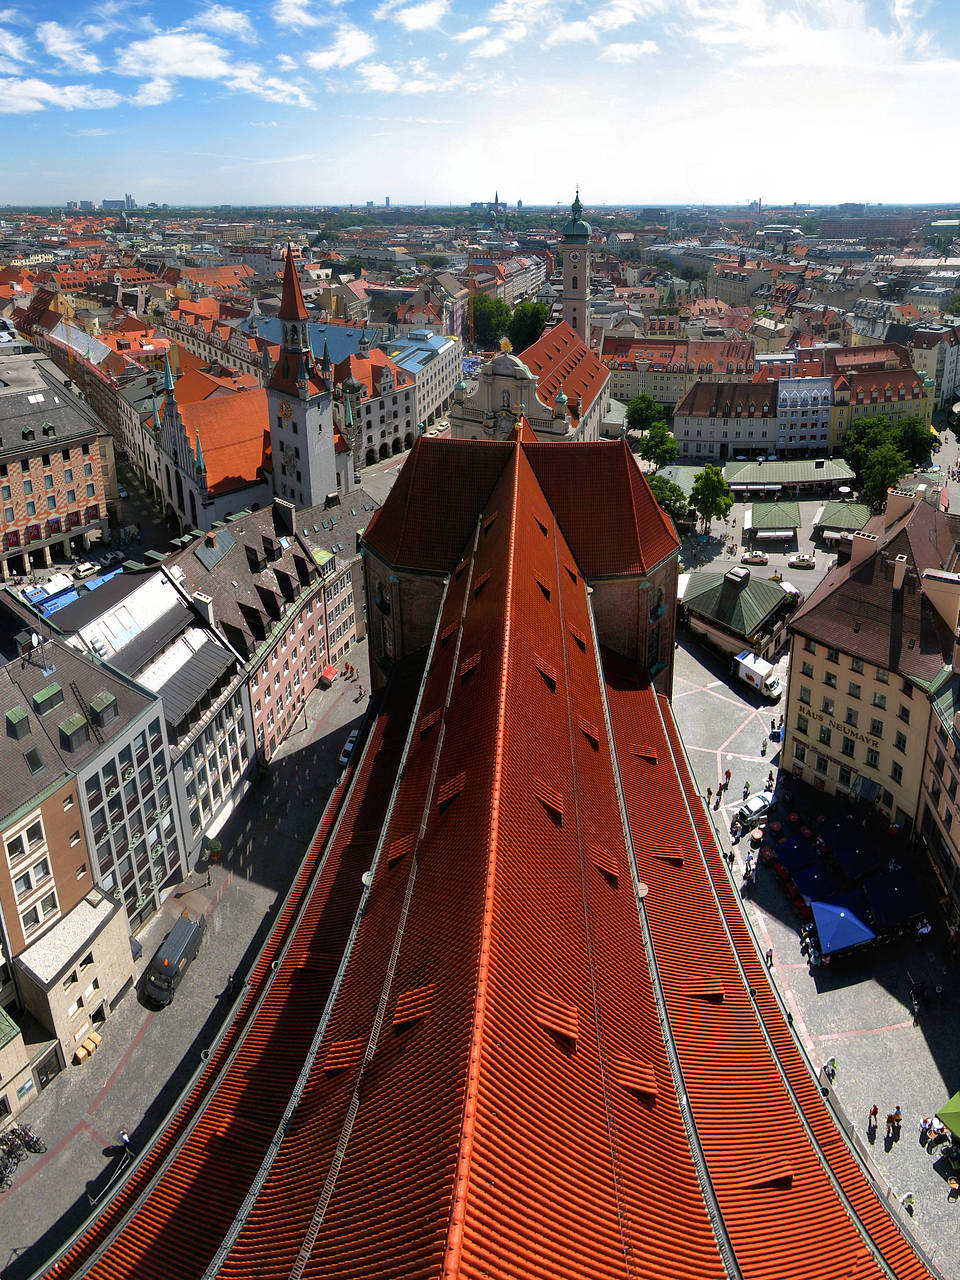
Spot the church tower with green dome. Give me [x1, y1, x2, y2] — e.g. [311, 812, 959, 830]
[561, 188, 591, 342]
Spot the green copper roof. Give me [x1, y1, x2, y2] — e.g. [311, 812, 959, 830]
[682, 570, 791, 640]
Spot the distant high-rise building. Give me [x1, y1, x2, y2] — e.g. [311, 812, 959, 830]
[385, 196, 390, 208]
[517, 199, 522, 209]
[78, 200, 94, 210]
[124, 193, 136, 210]
[102, 199, 124, 210]
[366, 200, 374, 209]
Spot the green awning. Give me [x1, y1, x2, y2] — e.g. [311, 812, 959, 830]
[936, 1091, 960, 1139]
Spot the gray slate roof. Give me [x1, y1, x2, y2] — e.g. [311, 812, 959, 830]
[682, 570, 792, 639]
[726, 458, 855, 487]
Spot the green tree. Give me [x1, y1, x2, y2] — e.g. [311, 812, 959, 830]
[945, 290, 960, 316]
[417, 254, 449, 270]
[842, 415, 889, 477]
[507, 301, 549, 352]
[473, 293, 511, 347]
[625, 394, 666, 435]
[637, 421, 678, 469]
[690, 464, 733, 530]
[893, 414, 939, 467]
[862, 442, 909, 506]
[647, 474, 689, 525]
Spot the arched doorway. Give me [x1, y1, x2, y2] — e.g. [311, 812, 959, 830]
[403, 433, 413, 449]
[175, 472, 184, 513]
[365, 449, 376, 466]
[378, 443, 390, 460]
[165, 503, 181, 535]
[164, 465, 172, 498]
[189, 491, 199, 529]
[391, 438, 402, 456]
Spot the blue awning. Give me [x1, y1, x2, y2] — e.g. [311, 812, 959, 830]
[811, 898, 876, 955]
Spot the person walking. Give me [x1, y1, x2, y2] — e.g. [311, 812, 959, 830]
[765, 947, 773, 966]
[725, 768, 731, 789]
[119, 1128, 131, 1149]
[707, 787, 713, 805]
[868, 1103, 879, 1131]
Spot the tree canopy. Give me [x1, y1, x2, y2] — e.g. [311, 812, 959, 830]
[472, 293, 511, 347]
[862, 442, 910, 507]
[507, 301, 549, 353]
[690, 464, 733, 530]
[625, 394, 666, 435]
[842, 413, 935, 491]
[646, 474, 689, 525]
[636, 422, 678, 469]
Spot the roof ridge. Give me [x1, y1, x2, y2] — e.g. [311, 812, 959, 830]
[441, 442, 522, 1278]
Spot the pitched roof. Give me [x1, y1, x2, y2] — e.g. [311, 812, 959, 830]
[363, 435, 679, 578]
[680, 569, 791, 637]
[519, 320, 609, 418]
[177, 388, 269, 496]
[278, 243, 309, 322]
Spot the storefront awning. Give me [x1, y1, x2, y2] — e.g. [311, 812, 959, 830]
[755, 529, 794, 540]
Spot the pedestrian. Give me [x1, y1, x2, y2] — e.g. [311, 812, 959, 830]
[761, 739, 767, 756]
[767, 771, 775, 790]
[765, 947, 773, 966]
[707, 787, 713, 804]
[868, 1103, 879, 1130]
[823, 1056, 837, 1082]
[743, 780, 751, 799]
[119, 1128, 131, 1149]
[725, 768, 731, 787]
[771, 718, 776, 734]
[900, 1192, 915, 1214]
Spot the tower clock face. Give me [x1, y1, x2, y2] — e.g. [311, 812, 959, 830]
[569, 251, 581, 263]
[279, 400, 292, 419]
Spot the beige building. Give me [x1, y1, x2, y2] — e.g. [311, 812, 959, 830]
[783, 488, 960, 833]
[919, 669, 960, 922]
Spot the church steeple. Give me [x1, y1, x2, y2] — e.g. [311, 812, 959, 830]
[571, 187, 582, 224]
[278, 244, 311, 358]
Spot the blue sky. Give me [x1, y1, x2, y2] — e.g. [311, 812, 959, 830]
[1, 0, 956, 207]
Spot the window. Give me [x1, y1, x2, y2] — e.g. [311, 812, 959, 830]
[873, 692, 886, 709]
[794, 742, 806, 762]
[838, 766, 852, 789]
[841, 737, 855, 758]
[803, 639, 815, 654]
[818, 726, 832, 747]
[870, 718, 883, 739]
[876, 668, 888, 684]
[796, 714, 808, 735]
[851, 657, 864, 674]
[83, 461, 92, 476]
[822, 696, 834, 715]
[801, 661, 814, 678]
[894, 731, 907, 753]
[931, 779, 942, 807]
[898, 705, 910, 724]
[826, 648, 839, 663]
[824, 671, 837, 689]
[891, 762, 903, 785]
[848, 681, 861, 699]
[815, 755, 828, 775]
[799, 685, 811, 705]
[935, 750, 946, 776]
[866, 747, 880, 769]
[845, 707, 858, 727]
[23, 478, 32, 495]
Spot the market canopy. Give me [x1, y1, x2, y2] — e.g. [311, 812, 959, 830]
[792, 862, 843, 902]
[937, 1091, 960, 1139]
[863, 869, 927, 929]
[774, 835, 819, 875]
[811, 898, 876, 955]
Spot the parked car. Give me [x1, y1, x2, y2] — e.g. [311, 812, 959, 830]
[73, 560, 98, 579]
[737, 790, 776, 826]
[741, 550, 768, 565]
[339, 728, 359, 767]
[105, 550, 124, 566]
[787, 553, 816, 569]
[118, 485, 128, 499]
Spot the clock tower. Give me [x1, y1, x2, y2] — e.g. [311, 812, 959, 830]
[266, 245, 342, 508]
[561, 189, 591, 343]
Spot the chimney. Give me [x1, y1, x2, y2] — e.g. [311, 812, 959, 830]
[892, 554, 908, 591]
[275, 498, 296, 536]
[883, 487, 915, 526]
[193, 592, 214, 626]
[850, 531, 879, 568]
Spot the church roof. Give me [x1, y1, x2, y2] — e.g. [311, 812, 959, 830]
[519, 321, 609, 420]
[363, 434, 678, 578]
[278, 243, 309, 322]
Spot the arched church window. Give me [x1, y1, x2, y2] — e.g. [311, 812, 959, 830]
[572, 275, 578, 291]
[502, 391, 510, 408]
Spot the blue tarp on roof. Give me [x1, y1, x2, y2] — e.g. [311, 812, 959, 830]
[811, 898, 876, 955]
[40, 588, 80, 615]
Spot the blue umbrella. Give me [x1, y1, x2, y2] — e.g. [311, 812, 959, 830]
[811, 899, 876, 955]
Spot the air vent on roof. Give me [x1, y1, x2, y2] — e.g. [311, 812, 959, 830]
[535, 657, 557, 692]
[577, 717, 600, 749]
[440, 620, 457, 645]
[609, 1055, 658, 1103]
[534, 994, 578, 1047]
[473, 568, 491, 595]
[533, 778, 563, 824]
[393, 984, 434, 1027]
[535, 576, 551, 602]
[569, 626, 586, 653]
[436, 772, 465, 809]
[592, 845, 618, 884]
[739, 1159, 795, 1190]
[536, 517, 548, 537]
[459, 651, 480, 683]
[656, 849, 685, 867]
[482, 511, 498, 534]
[633, 744, 659, 763]
[6, 707, 30, 740]
[419, 707, 441, 736]
[386, 834, 414, 865]
[322, 1038, 365, 1076]
[684, 978, 725, 1002]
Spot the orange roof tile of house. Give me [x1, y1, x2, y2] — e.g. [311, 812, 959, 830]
[520, 320, 609, 419]
[178, 388, 270, 496]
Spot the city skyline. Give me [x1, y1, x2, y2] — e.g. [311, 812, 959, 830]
[1, 0, 958, 206]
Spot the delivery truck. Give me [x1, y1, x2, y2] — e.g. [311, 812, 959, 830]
[732, 650, 783, 700]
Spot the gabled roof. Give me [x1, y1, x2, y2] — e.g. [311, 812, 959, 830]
[680, 569, 791, 637]
[520, 320, 609, 418]
[364, 435, 679, 579]
[177, 389, 269, 495]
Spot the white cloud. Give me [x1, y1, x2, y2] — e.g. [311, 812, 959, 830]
[393, 0, 449, 31]
[73, 126, 114, 135]
[37, 21, 102, 73]
[469, 36, 510, 57]
[0, 25, 27, 60]
[600, 39, 658, 60]
[272, 0, 322, 28]
[191, 6, 257, 43]
[228, 60, 312, 105]
[305, 25, 376, 71]
[451, 24, 488, 41]
[596, 0, 668, 29]
[135, 78, 173, 106]
[357, 61, 401, 92]
[0, 75, 121, 112]
[276, 53, 298, 69]
[545, 20, 596, 46]
[249, 118, 278, 126]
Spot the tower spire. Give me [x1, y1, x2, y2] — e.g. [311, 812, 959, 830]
[571, 187, 582, 224]
[278, 243, 309, 322]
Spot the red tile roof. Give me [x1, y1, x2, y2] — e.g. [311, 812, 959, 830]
[177, 388, 270, 495]
[278, 242, 309, 322]
[520, 320, 609, 418]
